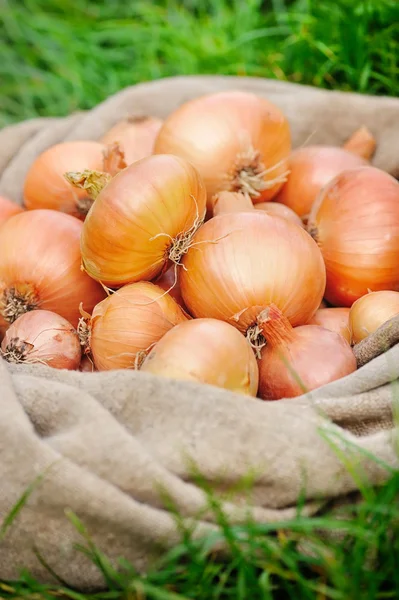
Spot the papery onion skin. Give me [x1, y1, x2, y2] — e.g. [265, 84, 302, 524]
[81, 154, 206, 287]
[308, 308, 351, 343]
[141, 318, 259, 396]
[349, 290, 399, 344]
[0, 210, 105, 335]
[154, 267, 188, 313]
[101, 116, 163, 165]
[308, 166, 399, 307]
[212, 191, 254, 216]
[0, 196, 24, 227]
[254, 201, 303, 227]
[154, 91, 291, 208]
[275, 147, 366, 219]
[1, 310, 81, 370]
[87, 282, 187, 371]
[180, 212, 326, 335]
[23, 141, 106, 219]
[257, 306, 356, 400]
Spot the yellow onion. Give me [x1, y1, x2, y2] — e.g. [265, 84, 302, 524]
[141, 318, 259, 396]
[1, 310, 81, 370]
[343, 126, 376, 161]
[257, 304, 356, 400]
[0, 210, 105, 336]
[349, 290, 399, 344]
[0, 196, 24, 227]
[101, 116, 163, 165]
[80, 154, 206, 287]
[254, 201, 303, 227]
[308, 166, 399, 307]
[154, 267, 188, 313]
[155, 91, 291, 208]
[211, 191, 254, 216]
[80, 282, 187, 371]
[180, 211, 325, 354]
[308, 307, 351, 343]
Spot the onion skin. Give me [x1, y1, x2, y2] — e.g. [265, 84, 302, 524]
[257, 305, 356, 400]
[212, 191, 254, 216]
[101, 116, 163, 165]
[141, 318, 259, 396]
[0, 210, 105, 335]
[180, 212, 325, 335]
[308, 166, 399, 307]
[343, 126, 376, 161]
[87, 282, 187, 371]
[0, 196, 23, 227]
[81, 154, 206, 287]
[154, 91, 291, 208]
[254, 201, 303, 227]
[349, 290, 399, 344]
[308, 308, 351, 343]
[154, 267, 188, 313]
[1, 310, 81, 370]
[23, 141, 106, 219]
[275, 147, 366, 219]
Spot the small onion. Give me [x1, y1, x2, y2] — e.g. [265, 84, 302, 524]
[308, 166, 399, 307]
[23, 141, 107, 219]
[308, 308, 351, 343]
[0, 210, 105, 336]
[101, 116, 163, 165]
[349, 291, 399, 344]
[180, 212, 325, 352]
[0, 196, 24, 227]
[257, 304, 356, 400]
[155, 91, 291, 208]
[254, 201, 303, 227]
[81, 154, 206, 287]
[275, 146, 366, 220]
[141, 318, 259, 396]
[81, 282, 187, 371]
[211, 191, 254, 216]
[1, 310, 81, 370]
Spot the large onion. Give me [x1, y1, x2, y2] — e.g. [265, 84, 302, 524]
[101, 116, 163, 165]
[308, 307, 351, 343]
[0, 196, 23, 227]
[141, 318, 259, 396]
[349, 290, 399, 344]
[257, 304, 356, 400]
[81, 282, 187, 371]
[180, 211, 325, 354]
[154, 91, 291, 207]
[308, 166, 399, 307]
[80, 154, 206, 287]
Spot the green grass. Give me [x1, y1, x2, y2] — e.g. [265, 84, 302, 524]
[1, 0, 398, 127]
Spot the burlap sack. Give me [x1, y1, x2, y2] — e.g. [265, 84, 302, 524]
[0, 76, 398, 590]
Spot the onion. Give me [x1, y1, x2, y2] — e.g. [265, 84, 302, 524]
[23, 141, 107, 219]
[154, 91, 291, 208]
[79, 355, 96, 372]
[343, 126, 376, 161]
[101, 116, 163, 165]
[275, 146, 366, 220]
[80, 154, 206, 287]
[257, 304, 356, 400]
[308, 307, 351, 343]
[254, 201, 303, 227]
[0, 196, 23, 227]
[180, 211, 325, 355]
[1, 310, 81, 370]
[154, 267, 188, 313]
[349, 290, 399, 344]
[80, 282, 187, 371]
[141, 318, 259, 396]
[308, 166, 399, 307]
[0, 210, 105, 336]
[212, 191, 254, 216]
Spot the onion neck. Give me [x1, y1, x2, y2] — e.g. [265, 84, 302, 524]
[257, 304, 295, 348]
[64, 169, 112, 201]
[102, 142, 128, 176]
[231, 146, 289, 199]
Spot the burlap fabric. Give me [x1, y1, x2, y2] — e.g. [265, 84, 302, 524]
[0, 76, 398, 589]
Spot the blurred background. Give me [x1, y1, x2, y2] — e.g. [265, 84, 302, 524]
[1, 0, 398, 127]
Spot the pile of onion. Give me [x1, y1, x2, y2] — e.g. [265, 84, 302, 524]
[154, 91, 291, 208]
[80, 281, 187, 371]
[349, 290, 399, 344]
[80, 154, 206, 287]
[180, 211, 326, 354]
[0, 209, 105, 338]
[1, 310, 81, 370]
[257, 304, 357, 400]
[101, 116, 163, 165]
[23, 141, 107, 219]
[0, 195, 24, 227]
[141, 318, 258, 396]
[308, 166, 399, 307]
[308, 307, 351, 343]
